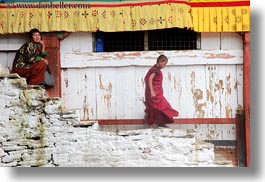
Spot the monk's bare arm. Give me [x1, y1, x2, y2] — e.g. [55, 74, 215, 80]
[148, 73, 156, 98]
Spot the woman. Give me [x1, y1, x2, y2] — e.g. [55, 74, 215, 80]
[144, 54, 179, 128]
[11, 28, 49, 87]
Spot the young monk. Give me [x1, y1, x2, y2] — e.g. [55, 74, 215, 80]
[144, 54, 179, 128]
[11, 28, 49, 87]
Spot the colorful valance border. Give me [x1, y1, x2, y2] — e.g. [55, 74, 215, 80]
[0, 0, 250, 34]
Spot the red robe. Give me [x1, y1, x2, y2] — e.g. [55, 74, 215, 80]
[11, 41, 46, 85]
[12, 61, 46, 85]
[144, 65, 179, 125]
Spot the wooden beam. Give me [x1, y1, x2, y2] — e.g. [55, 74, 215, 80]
[98, 118, 236, 125]
[243, 32, 251, 167]
[43, 37, 62, 98]
[236, 109, 246, 167]
[0, 44, 21, 51]
[61, 50, 243, 68]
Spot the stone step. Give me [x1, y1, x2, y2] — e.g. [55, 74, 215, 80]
[214, 153, 234, 166]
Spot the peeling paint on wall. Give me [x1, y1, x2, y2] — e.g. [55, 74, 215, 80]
[141, 78, 145, 87]
[191, 71, 206, 118]
[226, 73, 232, 95]
[205, 53, 235, 59]
[99, 74, 104, 90]
[98, 73, 113, 108]
[83, 96, 89, 120]
[225, 106, 232, 118]
[61, 52, 243, 126]
[167, 72, 172, 82]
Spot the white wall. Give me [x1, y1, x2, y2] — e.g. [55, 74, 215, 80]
[201, 32, 243, 50]
[0, 32, 244, 141]
[59, 32, 243, 142]
[0, 34, 27, 71]
[60, 32, 243, 120]
[60, 32, 93, 53]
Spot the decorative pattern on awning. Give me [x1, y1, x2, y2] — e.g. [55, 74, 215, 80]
[0, 0, 250, 34]
[190, 0, 250, 32]
[0, 1, 193, 34]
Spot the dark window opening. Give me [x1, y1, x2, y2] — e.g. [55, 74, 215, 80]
[94, 28, 200, 52]
[95, 31, 144, 52]
[148, 28, 198, 50]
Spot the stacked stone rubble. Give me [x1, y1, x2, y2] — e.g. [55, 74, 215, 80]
[0, 74, 232, 167]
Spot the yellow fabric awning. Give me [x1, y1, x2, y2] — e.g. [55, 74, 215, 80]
[190, 0, 250, 32]
[0, 0, 250, 34]
[0, 1, 193, 34]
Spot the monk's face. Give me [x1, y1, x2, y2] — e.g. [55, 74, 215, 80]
[157, 60, 168, 69]
[31, 32, 41, 43]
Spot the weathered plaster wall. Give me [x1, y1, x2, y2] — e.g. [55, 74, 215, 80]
[0, 75, 232, 167]
[59, 33, 242, 142]
[0, 32, 242, 144]
[60, 32, 243, 122]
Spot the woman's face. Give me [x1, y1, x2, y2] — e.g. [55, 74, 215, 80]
[31, 32, 41, 43]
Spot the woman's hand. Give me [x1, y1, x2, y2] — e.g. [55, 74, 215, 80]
[41, 58, 48, 65]
[39, 40, 45, 51]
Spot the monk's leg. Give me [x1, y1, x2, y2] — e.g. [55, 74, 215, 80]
[155, 113, 174, 125]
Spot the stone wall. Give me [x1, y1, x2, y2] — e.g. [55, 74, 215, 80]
[0, 74, 232, 167]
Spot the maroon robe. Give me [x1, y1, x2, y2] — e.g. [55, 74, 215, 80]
[12, 61, 46, 85]
[144, 65, 179, 125]
[11, 41, 47, 85]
